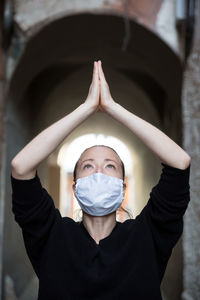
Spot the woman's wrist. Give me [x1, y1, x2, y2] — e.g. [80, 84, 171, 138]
[80, 102, 97, 116]
[103, 101, 120, 116]
[82, 101, 99, 115]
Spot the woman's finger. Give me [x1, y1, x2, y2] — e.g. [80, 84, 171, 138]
[90, 61, 96, 85]
[93, 61, 96, 79]
[92, 61, 98, 83]
[97, 60, 115, 111]
[98, 61, 105, 81]
[87, 62, 100, 99]
[90, 62, 99, 92]
[88, 62, 97, 92]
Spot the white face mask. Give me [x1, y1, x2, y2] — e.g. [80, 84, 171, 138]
[74, 172, 124, 216]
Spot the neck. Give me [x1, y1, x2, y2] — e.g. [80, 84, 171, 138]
[82, 212, 117, 244]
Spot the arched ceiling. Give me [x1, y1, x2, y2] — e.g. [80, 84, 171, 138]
[8, 13, 183, 126]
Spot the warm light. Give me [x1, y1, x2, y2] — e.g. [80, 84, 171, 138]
[57, 134, 133, 175]
[57, 134, 135, 221]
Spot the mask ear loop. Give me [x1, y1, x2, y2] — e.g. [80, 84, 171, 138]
[123, 182, 126, 198]
[72, 181, 76, 194]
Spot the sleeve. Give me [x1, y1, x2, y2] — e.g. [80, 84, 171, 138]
[11, 172, 62, 276]
[144, 163, 190, 279]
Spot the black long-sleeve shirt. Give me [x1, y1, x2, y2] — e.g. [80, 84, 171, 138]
[11, 163, 190, 300]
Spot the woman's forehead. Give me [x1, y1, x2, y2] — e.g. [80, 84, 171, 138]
[80, 146, 120, 162]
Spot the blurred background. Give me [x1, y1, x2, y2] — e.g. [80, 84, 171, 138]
[0, 0, 199, 299]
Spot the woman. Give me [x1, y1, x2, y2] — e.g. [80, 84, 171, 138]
[11, 61, 191, 300]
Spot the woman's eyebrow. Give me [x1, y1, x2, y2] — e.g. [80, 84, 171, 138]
[104, 159, 119, 164]
[80, 159, 94, 166]
[80, 158, 119, 166]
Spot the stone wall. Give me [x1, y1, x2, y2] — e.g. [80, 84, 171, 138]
[0, 1, 5, 297]
[14, 0, 181, 53]
[182, 0, 200, 299]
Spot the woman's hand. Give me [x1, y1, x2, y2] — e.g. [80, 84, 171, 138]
[97, 60, 116, 112]
[84, 61, 100, 112]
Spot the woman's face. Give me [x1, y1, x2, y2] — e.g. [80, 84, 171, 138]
[75, 146, 123, 180]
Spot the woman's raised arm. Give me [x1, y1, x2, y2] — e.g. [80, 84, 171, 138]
[11, 61, 100, 179]
[98, 61, 191, 170]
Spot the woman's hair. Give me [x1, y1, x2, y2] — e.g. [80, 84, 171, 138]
[73, 145, 125, 182]
[73, 145, 133, 219]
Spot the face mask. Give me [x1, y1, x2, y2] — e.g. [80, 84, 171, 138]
[74, 172, 124, 216]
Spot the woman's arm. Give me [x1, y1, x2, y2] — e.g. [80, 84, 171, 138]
[11, 61, 100, 179]
[98, 61, 191, 170]
[106, 103, 191, 169]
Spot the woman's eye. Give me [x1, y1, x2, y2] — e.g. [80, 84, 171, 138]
[83, 164, 92, 169]
[107, 164, 115, 169]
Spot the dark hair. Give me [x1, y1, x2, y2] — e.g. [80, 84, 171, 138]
[73, 145, 125, 182]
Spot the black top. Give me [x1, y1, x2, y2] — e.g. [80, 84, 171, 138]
[11, 163, 190, 300]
